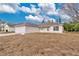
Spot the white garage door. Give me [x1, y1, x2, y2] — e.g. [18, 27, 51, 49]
[15, 26, 26, 34]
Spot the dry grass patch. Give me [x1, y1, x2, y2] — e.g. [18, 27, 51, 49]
[0, 32, 79, 56]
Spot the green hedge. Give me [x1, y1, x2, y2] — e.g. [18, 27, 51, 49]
[63, 22, 79, 32]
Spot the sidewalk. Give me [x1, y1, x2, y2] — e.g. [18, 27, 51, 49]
[0, 33, 16, 36]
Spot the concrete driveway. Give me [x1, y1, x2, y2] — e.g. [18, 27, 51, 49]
[0, 33, 16, 36]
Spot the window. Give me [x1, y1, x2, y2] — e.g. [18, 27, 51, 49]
[53, 26, 59, 31]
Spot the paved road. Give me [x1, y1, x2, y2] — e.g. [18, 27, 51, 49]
[0, 33, 16, 37]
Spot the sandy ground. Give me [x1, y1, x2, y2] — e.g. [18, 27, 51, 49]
[0, 32, 79, 56]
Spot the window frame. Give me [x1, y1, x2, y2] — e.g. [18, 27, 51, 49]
[53, 26, 59, 31]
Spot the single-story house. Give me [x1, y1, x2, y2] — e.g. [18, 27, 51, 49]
[15, 22, 64, 34]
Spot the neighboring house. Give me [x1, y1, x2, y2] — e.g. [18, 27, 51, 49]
[15, 22, 64, 34]
[0, 20, 14, 32]
[3, 23, 15, 32]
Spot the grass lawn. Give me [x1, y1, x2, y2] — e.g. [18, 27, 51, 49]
[0, 32, 79, 56]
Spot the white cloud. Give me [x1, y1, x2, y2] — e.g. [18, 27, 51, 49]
[38, 3, 58, 15]
[31, 7, 37, 13]
[20, 3, 58, 16]
[25, 15, 43, 21]
[0, 3, 20, 13]
[49, 4, 56, 11]
[25, 14, 57, 22]
[47, 11, 58, 15]
[39, 3, 56, 11]
[20, 6, 31, 13]
[20, 4, 41, 14]
[38, 3, 49, 7]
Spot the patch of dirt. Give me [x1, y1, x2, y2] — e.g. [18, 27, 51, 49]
[0, 32, 79, 56]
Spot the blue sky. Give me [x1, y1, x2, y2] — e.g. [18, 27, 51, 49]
[0, 3, 63, 24]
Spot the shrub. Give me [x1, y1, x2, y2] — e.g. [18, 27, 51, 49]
[63, 22, 79, 32]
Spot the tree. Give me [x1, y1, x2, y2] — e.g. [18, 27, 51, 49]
[63, 22, 79, 32]
[73, 23, 79, 31]
[63, 23, 73, 32]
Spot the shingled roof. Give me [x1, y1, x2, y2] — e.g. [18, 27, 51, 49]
[15, 23, 38, 27]
[15, 22, 62, 28]
[38, 22, 61, 28]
